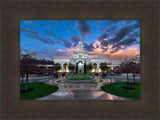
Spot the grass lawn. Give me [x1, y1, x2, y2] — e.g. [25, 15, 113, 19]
[101, 82, 140, 99]
[20, 82, 59, 100]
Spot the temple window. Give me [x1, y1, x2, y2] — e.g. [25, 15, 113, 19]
[79, 55, 82, 58]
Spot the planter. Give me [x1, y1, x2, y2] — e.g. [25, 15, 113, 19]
[65, 79, 96, 83]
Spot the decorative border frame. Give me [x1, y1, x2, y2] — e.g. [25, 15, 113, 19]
[2, 2, 158, 118]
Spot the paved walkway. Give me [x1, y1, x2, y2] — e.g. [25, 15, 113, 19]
[22, 74, 139, 100]
[36, 77, 132, 100]
[36, 90, 130, 100]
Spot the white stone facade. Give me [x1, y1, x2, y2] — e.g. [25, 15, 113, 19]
[54, 39, 106, 73]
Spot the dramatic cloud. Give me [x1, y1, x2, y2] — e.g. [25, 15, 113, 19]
[97, 32, 108, 41]
[23, 20, 39, 27]
[110, 37, 137, 53]
[87, 40, 139, 64]
[106, 26, 118, 35]
[131, 21, 140, 29]
[83, 42, 94, 51]
[98, 27, 105, 32]
[24, 34, 55, 44]
[46, 32, 72, 48]
[38, 38, 55, 44]
[95, 20, 101, 26]
[63, 39, 72, 48]
[119, 37, 137, 47]
[97, 26, 117, 41]
[53, 47, 78, 58]
[76, 20, 92, 37]
[130, 31, 140, 38]
[100, 21, 140, 52]
[24, 34, 36, 39]
[110, 26, 134, 43]
[99, 20, 120, 32]
[21, 20, 140, 63]
[21, 28, 55, 45]
[104, 20, 120, 25]
[69, 35, 80, 47]
[20, 28, 39, 36]
[46, 32, 63, 40]
[124, 20, 134, 25]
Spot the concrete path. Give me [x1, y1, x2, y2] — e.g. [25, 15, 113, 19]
[24, 74, 139, 100]
[36, 90, 130, 100]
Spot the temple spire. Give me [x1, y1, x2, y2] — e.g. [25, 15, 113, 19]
[80, 32, 82, 42]
[79, 32, 83, 51]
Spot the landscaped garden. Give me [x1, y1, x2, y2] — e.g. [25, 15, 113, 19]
[65, 73, 95, 82]
[67, 73, 94, 76]
[20, 82, 59, 100]
[68, 76, 93, 80]
[101, 82, 140, 99]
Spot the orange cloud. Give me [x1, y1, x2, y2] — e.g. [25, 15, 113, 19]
[58, 47, 79, 57]
[62, 40, 140, 64]
[88, 40, 140, 64]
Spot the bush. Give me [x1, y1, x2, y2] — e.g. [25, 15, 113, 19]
[95, 73, 98, 76]
[53, 73, 58, 78]
[62, 73, 65, 76]
[102, 73, 107, 77]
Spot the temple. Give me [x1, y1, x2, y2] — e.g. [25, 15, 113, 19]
[53, 35, 109, 73]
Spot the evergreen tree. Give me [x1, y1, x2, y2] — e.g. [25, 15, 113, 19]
[84, 62, 86, 73]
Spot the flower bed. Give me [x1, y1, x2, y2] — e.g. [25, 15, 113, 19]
[65, 78, 95, 83]
[68, 73, 93, 76]
[66, 73, 95, 83]
[68, 76, 93, 80]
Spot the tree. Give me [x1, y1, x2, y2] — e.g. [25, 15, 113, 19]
[120, 57, 133, 88]
[107, 62, 112, 65]
[20, 52, 39, 91]
[130, 56, 140, 83]
[106, 68, 111, 74]
[43, 68, 53, 76]
[76, 63, 78, 73]
[20, 63, 25, 85]
[84, 62, 86, 73]
[113, 67, 122, 75]
[68, 63, 75, 72]
[99, 62, 108, 72]
[86, 63, 93, 72]
[120, 56, 140, 87]
[54, 63, 61, 73]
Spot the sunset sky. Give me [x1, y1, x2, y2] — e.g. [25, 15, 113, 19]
[20, 20, 140, 64]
